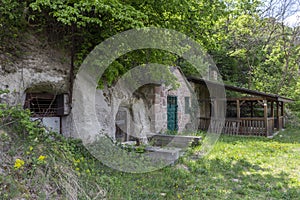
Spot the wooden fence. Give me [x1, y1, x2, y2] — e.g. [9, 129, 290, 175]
[199, 117, 277, 136]
[274, 116, 284, 131]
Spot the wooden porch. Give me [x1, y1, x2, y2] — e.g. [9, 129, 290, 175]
[187, 76, 293, 137]
[199, 116, 285, 137]
[198, 97, 288, 137]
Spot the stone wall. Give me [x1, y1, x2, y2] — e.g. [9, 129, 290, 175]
[152, 86, 167, 133]
[167, 68, 194, 132]
[147, 67, 197, 134]
[0, 33, 70, 106]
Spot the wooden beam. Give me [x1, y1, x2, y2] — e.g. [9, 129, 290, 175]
[237, 100, 240, 119]
[250, 101, 254, 118]
[281, 102, 285, 128]
[270, 101, 274, 117]
[276, 101, 280, 130]
[213, 100, 217, 118]
[257, 100, 264, 106]
[263, 100, 268, 136]
[226, 97, 266, 101]
[240, 100, 246, 106]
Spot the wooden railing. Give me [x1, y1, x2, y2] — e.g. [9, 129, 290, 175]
[279, 116, 283, 130]
[199, 117, 240, 135]
[237, 118, 265, 136]
[199, 117, 211, 131]
[274, 116, 285, 131]
[281, 116, 285, 129]
[267, 118, 275, 136]
[199, 117, 276, 137]
[222, 119, 240, 135]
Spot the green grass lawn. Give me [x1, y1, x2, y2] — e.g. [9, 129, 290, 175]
[103, 129, 300, 199]
[1, 128, 300, 199]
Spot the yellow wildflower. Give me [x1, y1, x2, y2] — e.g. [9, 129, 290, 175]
[37, 155, 46, 161]
[29, 146, 33, 151]
[14, 159, 25, 169]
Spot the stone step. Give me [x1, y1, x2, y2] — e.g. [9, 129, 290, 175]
[144, 146, 181, 163]
[148, 134, 202, 148]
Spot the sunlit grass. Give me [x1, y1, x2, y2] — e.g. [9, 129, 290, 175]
[104, 128, 300, 199]
[1, 127, 299, 199]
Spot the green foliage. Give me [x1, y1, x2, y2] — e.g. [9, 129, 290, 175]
[24, 0, 230, 86]
[0, 0, 26, 50]
[28, 0, 148, 86]
[29, 0, 146, 27]
[0, 102, 106, 199]
[1, 0, 299, 100]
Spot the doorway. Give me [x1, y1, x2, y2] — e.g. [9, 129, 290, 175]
[167, 96, 178, 131]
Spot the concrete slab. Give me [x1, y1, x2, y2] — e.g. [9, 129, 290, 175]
[148, 134, 202, 148]
[144, 146, 181, 163]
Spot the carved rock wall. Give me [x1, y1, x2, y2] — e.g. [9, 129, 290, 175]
[0, 33, 70, 105]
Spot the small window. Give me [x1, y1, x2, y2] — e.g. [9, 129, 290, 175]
[24, 93, 66, 117]
[185, 96, 190, 114]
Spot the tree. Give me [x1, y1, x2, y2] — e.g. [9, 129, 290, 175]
[251, 0, 300, 97]
[0, 0, 26, 50]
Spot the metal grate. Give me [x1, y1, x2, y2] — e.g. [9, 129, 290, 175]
[24, 93, 64, 117]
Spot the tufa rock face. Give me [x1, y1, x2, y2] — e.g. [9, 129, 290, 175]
[1, 33, 198, 142]
[0, 33, 70, 105]
[67, 81, 155, 143]
[67, 67, 198, 142]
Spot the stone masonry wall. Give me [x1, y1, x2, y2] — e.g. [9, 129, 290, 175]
[167, 68, 193, 133]
[150, 67, 195, 133]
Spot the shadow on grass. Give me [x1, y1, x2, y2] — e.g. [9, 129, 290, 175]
[98, 153, 300, 200]
[186, 157, 300, 199]
[218, 128, 300, 145]
[69, 128, 300, 199]
[271, 128, 300, 144]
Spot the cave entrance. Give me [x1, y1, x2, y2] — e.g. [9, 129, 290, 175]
[115, 107, 132, 143]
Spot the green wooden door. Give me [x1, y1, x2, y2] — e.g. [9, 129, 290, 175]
[167, 96, 178, 131]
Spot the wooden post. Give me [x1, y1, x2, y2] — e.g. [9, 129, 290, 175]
[210, 101, 214, 118]
[210, 99, 218, 119]
[276, 101, 280, 130]
[237, 100, 240, 119]
[250, 101, 254, 118]
[263, 100, 268, 136]
[270, 101, 274, 134]
[214, 99, 218, 119]
[270, 101, 274, 117]
[281, 102, 284, 128]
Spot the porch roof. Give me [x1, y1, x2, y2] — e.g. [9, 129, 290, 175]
[187, 76, 294, 103]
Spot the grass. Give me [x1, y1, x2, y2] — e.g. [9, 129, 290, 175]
[102, 129, 300, 199]
[1, 127, 300, 199]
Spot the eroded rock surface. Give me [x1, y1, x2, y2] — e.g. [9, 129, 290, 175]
[0, 33, 70, 105]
